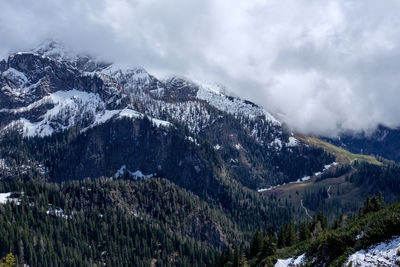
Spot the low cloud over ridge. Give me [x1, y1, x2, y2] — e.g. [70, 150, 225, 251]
[1, 0, 400, 136]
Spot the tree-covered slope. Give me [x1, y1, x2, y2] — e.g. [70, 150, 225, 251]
[217, 194, 400, 267]
[0, 179, 221, 266]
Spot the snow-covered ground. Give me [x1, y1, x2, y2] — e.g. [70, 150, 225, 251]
[324, 162, 338, 171]
[114, 165, 154, 179]
[314, 162, 338, 177]
[46, 206, 71, 219]
[275, 253, 306, 267]
[291, 176, 311, 184]
[287, 136, 299, 147]
[2, 89, 171, 137]
[257, 187, 274, 193]
[0, 192, 23, 205]
[346, 236, 400, 267]
[3, 89, 106, 137]
[0, 192, 11, 204]
[196, 85, 280, 124]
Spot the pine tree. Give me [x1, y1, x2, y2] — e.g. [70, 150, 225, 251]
[362, 193, 385, 215]
[287, 221, 297, 246]
[259, 235, 276, 259]
[249, 230, 263, 258]
[298, 221, 310, 241]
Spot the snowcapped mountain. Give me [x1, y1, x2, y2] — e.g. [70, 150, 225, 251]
[1, 40, 284, 143]
[0, 40, 334, 192]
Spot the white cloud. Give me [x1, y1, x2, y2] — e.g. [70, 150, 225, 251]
[1, 0, 400, 135]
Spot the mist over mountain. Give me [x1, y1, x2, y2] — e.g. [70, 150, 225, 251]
[2, 2, 400, 267]
[2, 0, 400, 136]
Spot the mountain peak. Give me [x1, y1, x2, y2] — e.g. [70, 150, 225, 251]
[33, 39, 74, 62]
[32, 39, 111, 72]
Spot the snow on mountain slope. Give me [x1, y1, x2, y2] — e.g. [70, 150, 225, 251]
[197, 84, 281, 125]
[346, 236, 400, 267]
[1, 89, 170, 137]
[102, 65, 162, 95]
[1, 40, 292, 152]
[2, 89, 105, 137]
[30, 40, 282, 124]
[33, 40, 282, 120]
[2, 68, 28, 88]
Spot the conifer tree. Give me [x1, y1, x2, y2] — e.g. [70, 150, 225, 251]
[249, 230, 263, 258]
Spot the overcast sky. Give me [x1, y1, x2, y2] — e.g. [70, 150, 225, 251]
[1, 0, 400, 136]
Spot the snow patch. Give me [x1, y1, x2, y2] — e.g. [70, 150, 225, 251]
[287, 136, 299, 147]
[275, 253, 306, 267]
[0, 159, 8, 169]
[324, 162, 338, 171]
[114, 165, 154, 179]
[117, 108, 171, 128]
[0, 193, 11, 204]
[346, 236, 400, 267]
[214, 144, 221, 150]
[271, 138, 283, 149]
[185, 136, 200, 146]
[0, 192, 24, 205]
[258, 183, 285, 192]
[258, 188, 273, 192]
[313, 162, 338, 177]
[46, 206, 71, 219]
[150, 117, 171, 128]
[291, 176, 311, 184]
[117, 108, 142, 119]
[258, 176, 312, 192]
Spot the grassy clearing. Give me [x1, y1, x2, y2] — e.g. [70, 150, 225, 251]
[296, 136, 382, 165]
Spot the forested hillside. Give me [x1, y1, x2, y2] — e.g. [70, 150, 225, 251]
[217, 194, 400, 266]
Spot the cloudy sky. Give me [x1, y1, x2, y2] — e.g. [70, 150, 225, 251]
[1, 0, 400, 136]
